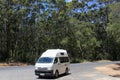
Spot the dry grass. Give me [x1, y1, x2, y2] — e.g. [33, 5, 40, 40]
[95, 63, 120, 77]
[95, 60, 111, 62]
[0, 62, 29, 66]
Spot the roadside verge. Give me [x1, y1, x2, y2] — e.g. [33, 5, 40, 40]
[0, 63, 29, 66]
[95, 63, 120, 77]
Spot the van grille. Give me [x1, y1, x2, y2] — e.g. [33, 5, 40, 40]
[38, 67, 47, 71]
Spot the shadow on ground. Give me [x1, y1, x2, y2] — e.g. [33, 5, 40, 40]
[37, 73, 71, 79]
[113, 63, 120, 70]
[110, 63, 120, 77]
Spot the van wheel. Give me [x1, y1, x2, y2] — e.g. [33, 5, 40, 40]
[65, 68, 69, 75]
[54, 70, 59, 78]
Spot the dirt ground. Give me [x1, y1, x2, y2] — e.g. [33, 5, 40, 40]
[95, 63, 120, 77]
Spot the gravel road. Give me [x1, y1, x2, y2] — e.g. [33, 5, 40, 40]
[0, 61, 120, 80]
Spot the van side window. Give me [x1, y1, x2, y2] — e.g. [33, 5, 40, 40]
[59, 57, 69, 63]
[54, 58, 58, 64]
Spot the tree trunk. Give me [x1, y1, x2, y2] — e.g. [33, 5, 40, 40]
[6, 23, 11, 62]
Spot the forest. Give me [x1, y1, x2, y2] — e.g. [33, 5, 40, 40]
[0, 0, 120, 63]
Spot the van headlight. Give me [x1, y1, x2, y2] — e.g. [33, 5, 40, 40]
[47, 67, 53, 70]
[35, 67, 38, 70]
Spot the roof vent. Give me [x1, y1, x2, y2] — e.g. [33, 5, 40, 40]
[61, 53, 64, 55]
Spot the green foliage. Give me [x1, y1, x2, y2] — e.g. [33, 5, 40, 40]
[106, 2, 120, 60]
[0, 0, 120, 63]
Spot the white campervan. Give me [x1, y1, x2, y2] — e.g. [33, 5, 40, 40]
[35, 49, 70, 78]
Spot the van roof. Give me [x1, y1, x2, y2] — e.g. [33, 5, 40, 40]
[41, 49, 68, 57]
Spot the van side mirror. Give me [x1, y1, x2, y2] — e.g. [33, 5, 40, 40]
[54, 60, 57, 64]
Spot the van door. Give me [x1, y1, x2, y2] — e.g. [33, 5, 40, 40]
[53, 57, 61, 74]
[59, 57, 66, 74]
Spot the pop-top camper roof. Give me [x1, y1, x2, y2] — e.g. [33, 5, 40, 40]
[41, 49, 68, 57]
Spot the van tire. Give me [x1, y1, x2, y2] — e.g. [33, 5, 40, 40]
[54, 70, 59, 78]
[65, 68, 69, 75]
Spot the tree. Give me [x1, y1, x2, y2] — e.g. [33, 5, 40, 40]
[107, 2, 120, 60]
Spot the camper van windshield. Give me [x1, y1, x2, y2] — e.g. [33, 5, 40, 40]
[37, 57, 53, 63]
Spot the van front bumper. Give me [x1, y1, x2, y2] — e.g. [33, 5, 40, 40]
[35, 70, 53, 76]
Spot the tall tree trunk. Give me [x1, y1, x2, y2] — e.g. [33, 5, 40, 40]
[6, 0, 12, 62]
[6, 23, 11, 62]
